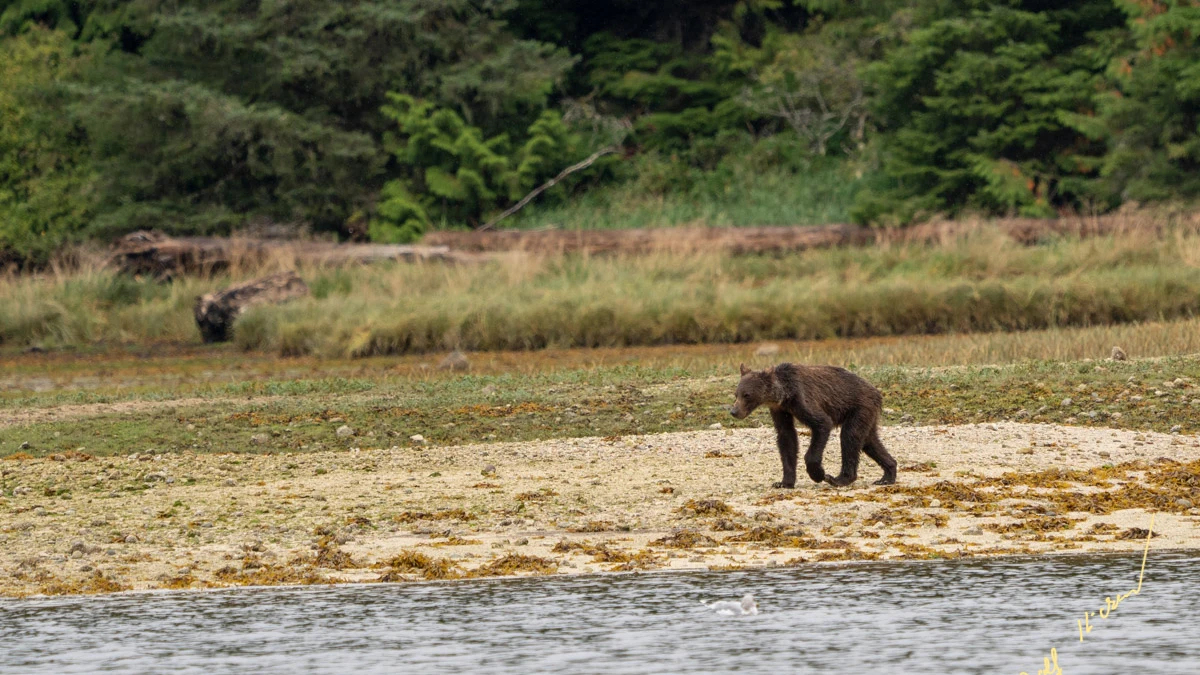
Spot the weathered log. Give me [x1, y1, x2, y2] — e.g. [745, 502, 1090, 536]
[111, 209, 1200, 277]
[426, 223, 873, 255]
[109, 231, 231, 278]
[109, 230, 488, 278]
[423, 211, 1197, 255]
[194, 271, 309, 343]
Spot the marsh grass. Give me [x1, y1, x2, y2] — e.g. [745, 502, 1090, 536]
[224, 227, 1200, 356]
[3, 226, 1200, 357]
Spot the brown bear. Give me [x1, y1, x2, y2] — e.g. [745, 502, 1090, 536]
[729, 363, 897, 488]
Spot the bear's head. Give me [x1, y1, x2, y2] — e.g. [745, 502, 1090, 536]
[730, 364, 780, 419]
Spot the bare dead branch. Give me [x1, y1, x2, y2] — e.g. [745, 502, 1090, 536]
[478, 145, 620, 232]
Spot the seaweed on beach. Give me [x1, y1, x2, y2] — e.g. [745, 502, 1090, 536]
[515, 488, 559, 501]
[550, 540, 644, 564]
[788, 542, 880, 563]
[884, 480, 996, 506]
[214, 564, 333, 586]
[606, 551, 662, 571]
[753, 492, 796, 506]
[678, 499, 733, 517]
[865, 509, 948, 528]
[393, 509, 474, 524]
[983, 516, 1076, 534]
[286, 536, 359, 570]
[375, 550, 461, 581]
[568, 520, 615, 532]
[892, 542, 965, 560]
[468, 554, 557, 577]
[1115, 527, 1160, 540]
[650, 530, 719, 549]
[36, 571, 131, 596]
[550, 540, 603, 555]
[723, 526, 808, 547]
[428, 536, 482, 547]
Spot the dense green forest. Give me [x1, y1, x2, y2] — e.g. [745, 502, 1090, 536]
[2, 0, 1198, 264]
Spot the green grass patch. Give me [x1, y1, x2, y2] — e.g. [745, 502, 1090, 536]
[3, 351, 1198, 459]
[503, 152, 864, 230]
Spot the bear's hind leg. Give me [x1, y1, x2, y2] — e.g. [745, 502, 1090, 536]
[824, 411, 869, 488]
[862, 429, 897, 486]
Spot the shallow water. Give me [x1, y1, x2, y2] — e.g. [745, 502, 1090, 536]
[3, 550, 1198, 674]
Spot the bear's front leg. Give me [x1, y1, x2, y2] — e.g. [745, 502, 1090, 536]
[770, 409, 800, 489]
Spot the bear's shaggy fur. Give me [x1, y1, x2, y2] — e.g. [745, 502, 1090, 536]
[730, 363, 897, 488]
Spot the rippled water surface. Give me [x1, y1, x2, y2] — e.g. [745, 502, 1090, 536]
[3, 551, 1198, 674]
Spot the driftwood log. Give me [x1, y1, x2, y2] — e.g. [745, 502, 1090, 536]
[109, 230, 488, 278]
[425, 224, 871, 255]
[424, 211, 1194, 255]
[112, 209, 1198, 275]
[194, 271, 309, 343]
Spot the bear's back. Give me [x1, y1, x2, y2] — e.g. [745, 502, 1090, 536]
[780, 363, 881, 423]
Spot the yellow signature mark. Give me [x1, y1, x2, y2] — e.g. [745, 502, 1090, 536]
[1019, 513, 1154, 675]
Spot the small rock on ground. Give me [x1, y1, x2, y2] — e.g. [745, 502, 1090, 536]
[754, 344, 780, 357]
[439, 350, 470, 371]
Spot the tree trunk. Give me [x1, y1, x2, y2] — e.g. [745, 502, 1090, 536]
[193, 271, 309, 343]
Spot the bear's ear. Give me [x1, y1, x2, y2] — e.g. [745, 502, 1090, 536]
[739, 363, 749, 376]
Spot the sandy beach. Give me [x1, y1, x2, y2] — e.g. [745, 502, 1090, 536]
[3, 422, 1199, 597]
